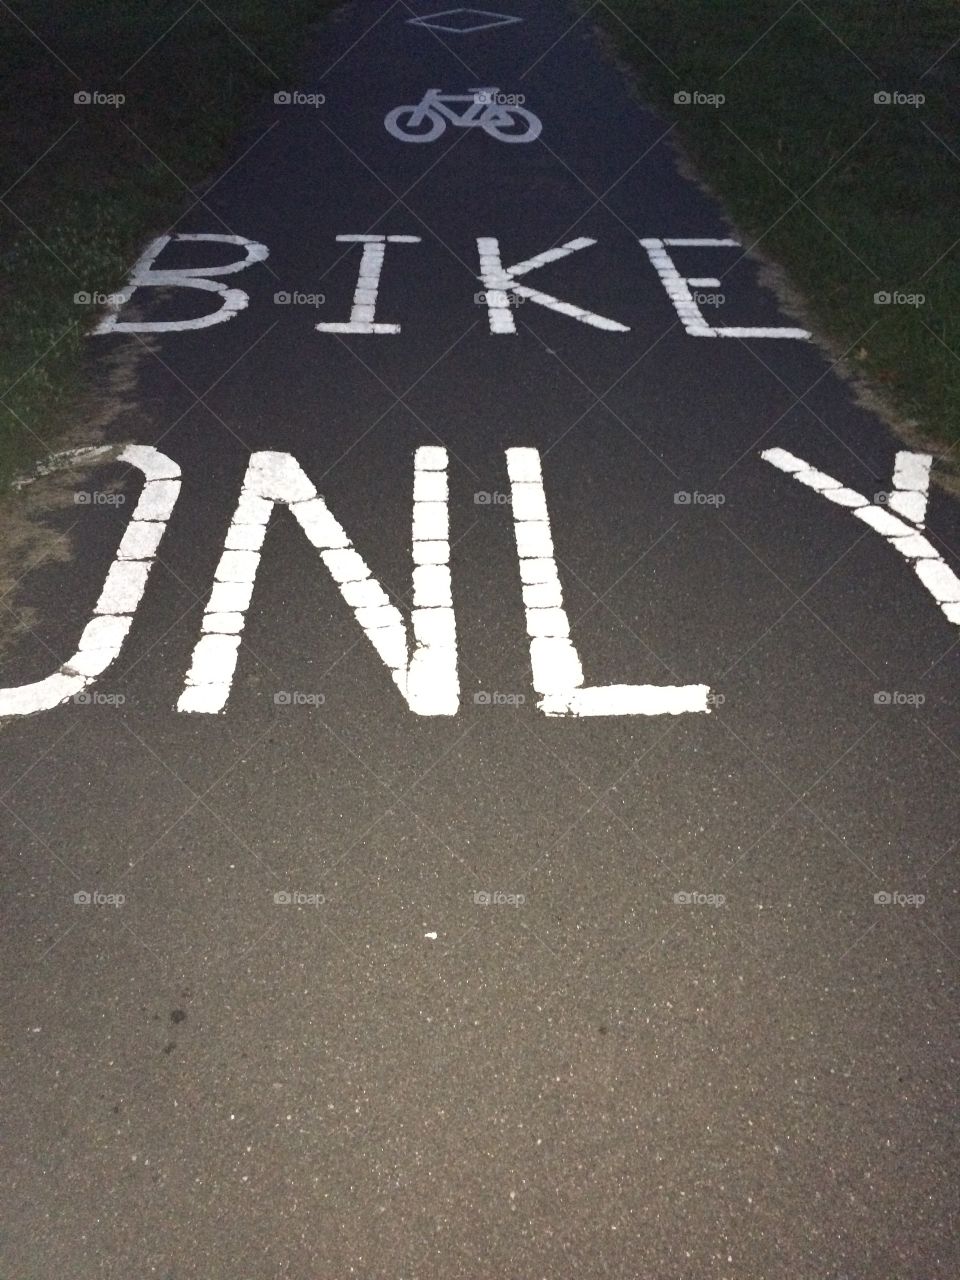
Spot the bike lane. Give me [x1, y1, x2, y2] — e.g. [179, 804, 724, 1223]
[1, 4, 959, 1277]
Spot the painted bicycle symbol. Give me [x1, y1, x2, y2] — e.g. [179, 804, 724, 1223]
[384, 87, 542, 143]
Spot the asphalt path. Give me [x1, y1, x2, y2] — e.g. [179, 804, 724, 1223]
[2, 3, 959, 1276]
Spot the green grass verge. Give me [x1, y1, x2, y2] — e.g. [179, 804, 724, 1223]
[593, 0, 960, 450]
[0, 0, 342, 489]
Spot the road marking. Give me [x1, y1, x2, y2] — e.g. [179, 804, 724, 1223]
[477, 237, 630, 333]
[8, 445, 953, 718]
[177, 448, 459, 715]
[316, 235, 421, 335]
[0, 446, 181, 717]
[406, 9, 524, 34]
[385, 89, 541, 144]
[639, 237, 811, 339]
[890, 452, 932, 526]
[505, 448, 711, 716]
[90, 229, 815, 339]
[11, 444, 113, 490]
[92, 234, 269, 334]
[762, 447, 960, 627]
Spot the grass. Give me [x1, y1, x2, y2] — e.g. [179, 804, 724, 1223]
[592, 0, 960, 452]
[0, 0, 342, 489]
